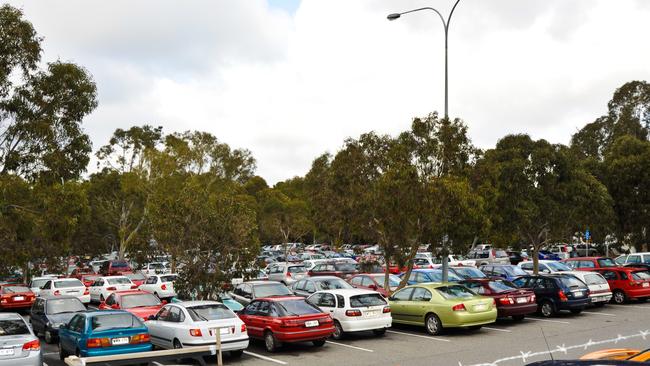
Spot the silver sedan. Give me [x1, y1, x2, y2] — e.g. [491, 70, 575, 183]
[0, 313, 42, 366]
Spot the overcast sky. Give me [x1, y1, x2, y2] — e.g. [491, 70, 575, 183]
[7, 0, 650, 184]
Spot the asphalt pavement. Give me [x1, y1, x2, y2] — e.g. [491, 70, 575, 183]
[34, 301, 650, 366]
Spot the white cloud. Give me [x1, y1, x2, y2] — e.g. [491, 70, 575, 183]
[8, 0, 650, 183]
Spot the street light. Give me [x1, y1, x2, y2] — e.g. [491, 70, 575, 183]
[387, 0, 461, 120]
[388, 1, 462, 283]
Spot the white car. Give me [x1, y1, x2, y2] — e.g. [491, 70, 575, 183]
[28, 276, 57, 295]
[519, 260, 572, 274]
[615, 252, 650, 266]
[307, 289, 391, 340]
[564, 271, 612, 306]
[146, 301, 249, 357]
[39, 278, 90, 304]
[139, 274, 177, 299]
[88, 276, 136, 302]
[303, 259, 329, 271]
[141, 262, 171, 276]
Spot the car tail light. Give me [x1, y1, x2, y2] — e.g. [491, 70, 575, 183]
[530, 294, 536, 302]
[345, 309, 362, 317]
[130, 333, 150, 344]
[22, 339, 40, 351]
[106, 286, 117, 291]
[241, 324, 247, 333]
[281, 319, 303, 327]
[83, 288, 89, 295]
[0, 299, 6, 304]
[452, 303, 466, 312]
[161, 284, 167, 291]
[382, 306, 391, 313]
[558, 290, 568, 302]
[53, 290, 60, 296]
[189, 329, 203, 337]
[86, 338, 110, 348]
[499, 297, 514, 305]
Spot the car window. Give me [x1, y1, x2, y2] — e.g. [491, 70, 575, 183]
[583, 274, 608, 286]
[2, 286, 30, 293]
[275, 300, 322, 316]
[288, 266, 307, 274]
[521, 263, 533, 271]
[293, 280, 305, 291]
[105, 293, 115, 306]
[632, 271, 650, 280]
[257, 301, 270, 316]
[350, 293, 388, 306]
[512, 277, 529, 288]
[488, 280, 517, 293]
[392, 287, 414, 301]
[91, 313, 141, 331]
[107, 277, 131, 285]
[69, 315, 85, 333]
[168, 306, 185, 322]
[615, 256, 627, 265]
[559, 276, 586, 289]
[316, 278, 352, 290]
[628, 255, 641, 264]
[436, 285, 475, 299]
[411, 287, 432, 302]
[304, 281, 316, 293]
[0, 319, 29, 335]
[361, 277, 374, 287]
[145, 277, 156, 285]
[317, 293, 336, 307]
[54, 279, 84, 288]
[156, 306, 172, 321]
[243, 301, 260, 315]
[31, 279, 50, 289]
[597, 258, 617, 267]
[121, 293, 160, 309]
[350, 276, 363, 286]
[336, 294, 345, 308]
[579, 261, 595, 268]
[254, 283, 292, 298]
[600, 270, 618, 281]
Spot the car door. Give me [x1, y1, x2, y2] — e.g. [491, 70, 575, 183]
[30, 298, 46, 334]
[240, 301, 262, 337]
[409, 287, 434, 323]
[140, 276, 155, 293]
[599, 270, 620, 291]
[389, 287, 414, 323]
[316, 292, 336, 318]
[63, 314, 85, 353]
[147, 306, 173, 348]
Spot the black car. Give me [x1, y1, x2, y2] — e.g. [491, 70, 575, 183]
[289, 276, 353, 297]
[512, 274, 590, 317]
[507, 251, 524, 265]
[29, 296, 86, 343]
[229, 280, 293, 306]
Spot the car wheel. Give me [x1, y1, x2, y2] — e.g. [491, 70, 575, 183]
[44, 330, 55, 344]
[612, 290, 626, 304]
[372, 328, 386, 336]
[468, 325, 482, 331]
[570, 309, 582, 314]
[58, 342, 68, 361]
[540, 300, 555, 318]
[173, 339, 183, 349]
[264, 331, 279, 352]
[425, 313, 442, 335]
[312, 339, 326, 347]
[512, 315, 525, 322]
[75, 348, 81, 357]
[331, 321, 344, 340]
[230, 350, 244, 358]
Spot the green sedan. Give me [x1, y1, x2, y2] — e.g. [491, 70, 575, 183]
[388, 282, 497, 335]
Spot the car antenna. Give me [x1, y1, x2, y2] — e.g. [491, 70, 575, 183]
[540, 326, 555, 361]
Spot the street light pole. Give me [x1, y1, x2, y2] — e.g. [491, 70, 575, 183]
[388, 1, 462, 283]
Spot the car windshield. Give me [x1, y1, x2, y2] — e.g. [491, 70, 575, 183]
[454, 268, 487, 279]
[121, 293, 161, 309]
[314, 278, 352, 290]
[31, 279, 50, 288]
[2, 286, 29, 293]
[547, 262, 571, 272]
[632, 271, 650, 280]
[452, 255, 468, 260]
[47, 298, 86, 314]
[288, 266, 307, 274]
[188, 304, 235, 321]
[583, 274, 608, 285]
[488, 280, 517, 293]
[255, 284, 293, 298]
[160, 275, 177, 282]
[503, 266, 527, 276]
[126, 273, 145, 281]
[0, 319, 29, 335]
[334, 263, 358, 271]
[436, 285, 476, 299]
[425, 271, 462, 282]
[275, 300, 322, 316]
[597, 258, 617, 267]
[370, 274, 401, 287]
[107, 277, 132, 285]
[91, 313, 142, 331]
[111, 261, 129, 268]
[349, 293, 387, 307]
[559, 276, 587, 289]
[54, 280, 84, 288]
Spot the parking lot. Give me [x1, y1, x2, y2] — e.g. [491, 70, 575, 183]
[33, 301, 650, 366]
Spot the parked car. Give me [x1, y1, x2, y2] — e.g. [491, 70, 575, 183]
[538, 250, 562, 261]
[563, 271, 612, 306]
[267, 263, 308, 285]
[124, 272, 146, 287]
[398, 269, 462, 285]
[519, 260, 572, 274]
[348, 273, 401, 297]
[388, 283, 497, 335]
[412, 257, 439, 269]
[460, 279, 537, 321]
[28, 276, 57, 296]
[141, 262, 170, 276]
[308, 262, 359, 279]
[30, 296, 86, 344]
[69, 267, 95, 280]
[99, 260, 132, 276]
[238, 296, 335, 352]
[467, 249, 510, 266]
[302, 259, 329, 271]
[449, 266, 488, 280]
[548, 244, 573, 260]
[80, 274, 101, 288]
[512, 274, 590, 317]
[289, 276, 353, 297]
[307, 289, 391, 339]
[230, 281, 293, 306]
[138, 274, 177, 300]
[146, 301, 248, 356]
[98, 290, 163, 321]
[562, 257, 618, 270]
[0, 284, 36, 310]
[58, 310, 151, 359]
[595, 267, 650, 304]
[88, 276, 137, 303]
[39, 278, 90, 304]
[581, 348, 650, 361]
[432, 255, 476, 267]
[0, 313, 42, 366]
[89, 260, 108, 274]
[217, 293, 244, 312]
[479, 264, 528, 281]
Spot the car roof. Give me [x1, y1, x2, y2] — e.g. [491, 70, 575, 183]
[84, 310, 132, 317]
[112, 290, 147, 296]
[314, 288, 378, 296]
[0, 312, 26, 321]
[246, 280, 283, 285]
[100, 275, 130, 279]
[174, 300, 224, 308]
[256, 296, 304, 302]
[309, 276, 344, 281]
[564, 257, 608, 260]
[411, 268, 442, 273]
[405, 282, 457, 289]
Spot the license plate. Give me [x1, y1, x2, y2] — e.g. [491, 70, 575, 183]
[644, 283, 649, 288]
[473, 304, 488, 311]
[211, 327, 230, 335]
[111, 337, 129, 346]
[305, 320, 319, 327]
[13, 296, 24, 301]
[0, 348, 14, 356]
[516, 297, 528, 304]
[365, 311, 379, 317]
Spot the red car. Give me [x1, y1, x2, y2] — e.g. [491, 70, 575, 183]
[238, 296, 334, 352]
[460, 279, 537, 320]
[99, 260, 132, 276]
[308, 262, 359, 279]
[98, 290, 164, 321]
[595, 267, 650, 304]
[0, 284, 36, 310]
[348, 273, 401, 297]
[80, 274, 101, 288]
[561, 257, 618, 271]
[70, 267, 95, 279]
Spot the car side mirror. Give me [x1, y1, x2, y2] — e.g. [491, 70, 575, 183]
[147, 315, 156, 321]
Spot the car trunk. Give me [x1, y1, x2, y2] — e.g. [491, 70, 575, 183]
[0, 335, 35, 360]
[1, 292, 34, 306]
[458, 297, 494, 313]
[191, 318, 245, 343]
[278, 313, 332, 332]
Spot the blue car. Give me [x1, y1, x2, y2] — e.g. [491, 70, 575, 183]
[479, 264, 528, 281]
[58, 310, 151, 359]
[398, 268, 462, 285]
[539, 251, 562, 261]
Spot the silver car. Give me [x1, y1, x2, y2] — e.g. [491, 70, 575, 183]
[266, 262, 308, 285]
[0, 313, 42, 366]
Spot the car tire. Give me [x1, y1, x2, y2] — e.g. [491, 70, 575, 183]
[173, 339, 183, 349]
[612, 290, 627, 304]
[44, 330, 55, 344]
[59, 342, 69, 361]
[512, 315, 525, 322]
[468, 325, 482, 331]
[425, 313, 443, 336]
[312, 339, 326, 347]
[264, 331, 279, 352]
[231, 350, 244, 358]
[331, 321, 344, 340]
[570, 309, 582, 314]
[539, 300, 555, 318]
[372, 328, 386, 336]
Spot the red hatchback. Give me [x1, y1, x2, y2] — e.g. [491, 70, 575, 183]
[460, 279, 537, 321]
[239, 296, 334, 352]
[98, 290, 164, 321]
[0, 284, 36, 310]
[596, 267, 650, 304]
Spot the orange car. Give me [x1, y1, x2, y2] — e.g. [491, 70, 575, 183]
[581, 348, 650, 361]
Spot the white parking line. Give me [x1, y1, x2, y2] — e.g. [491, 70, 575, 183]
[326, 341, 373, 352]
[386, 330, 451, 342]
[526, 317, 571, 324]
[43, 352, 58, 356]
[483, 327, 512, 333]
[615, 305, 650, 309]
[243, 351, 288, 365]
[582, 311, 616, 316]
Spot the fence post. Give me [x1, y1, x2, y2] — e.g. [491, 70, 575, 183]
[216, 327, 223, 366]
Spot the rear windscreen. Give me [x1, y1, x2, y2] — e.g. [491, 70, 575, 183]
[91, 314, 142, 331]
[160, 275, 176, 282]
[276, 300, 322, 316]
[54, 280, 84, 288]
[107, 277, 132, 285]
[436, 285, 476, 299]
[111, 261, 129, 268]
[255, 284, 293, 297]
[597, 258, 617, 267]
[47, 298, 86, 314]
[0, 319, 29, 335]
[349, 294, 387, 307]
[288, 266, 307, 273]
[560, 276, 587, 289]
[188, 304, 235, 321]
[632, 271, 650, 280]
[1, 286, 29, 294]
[584, 274, 607, 285]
